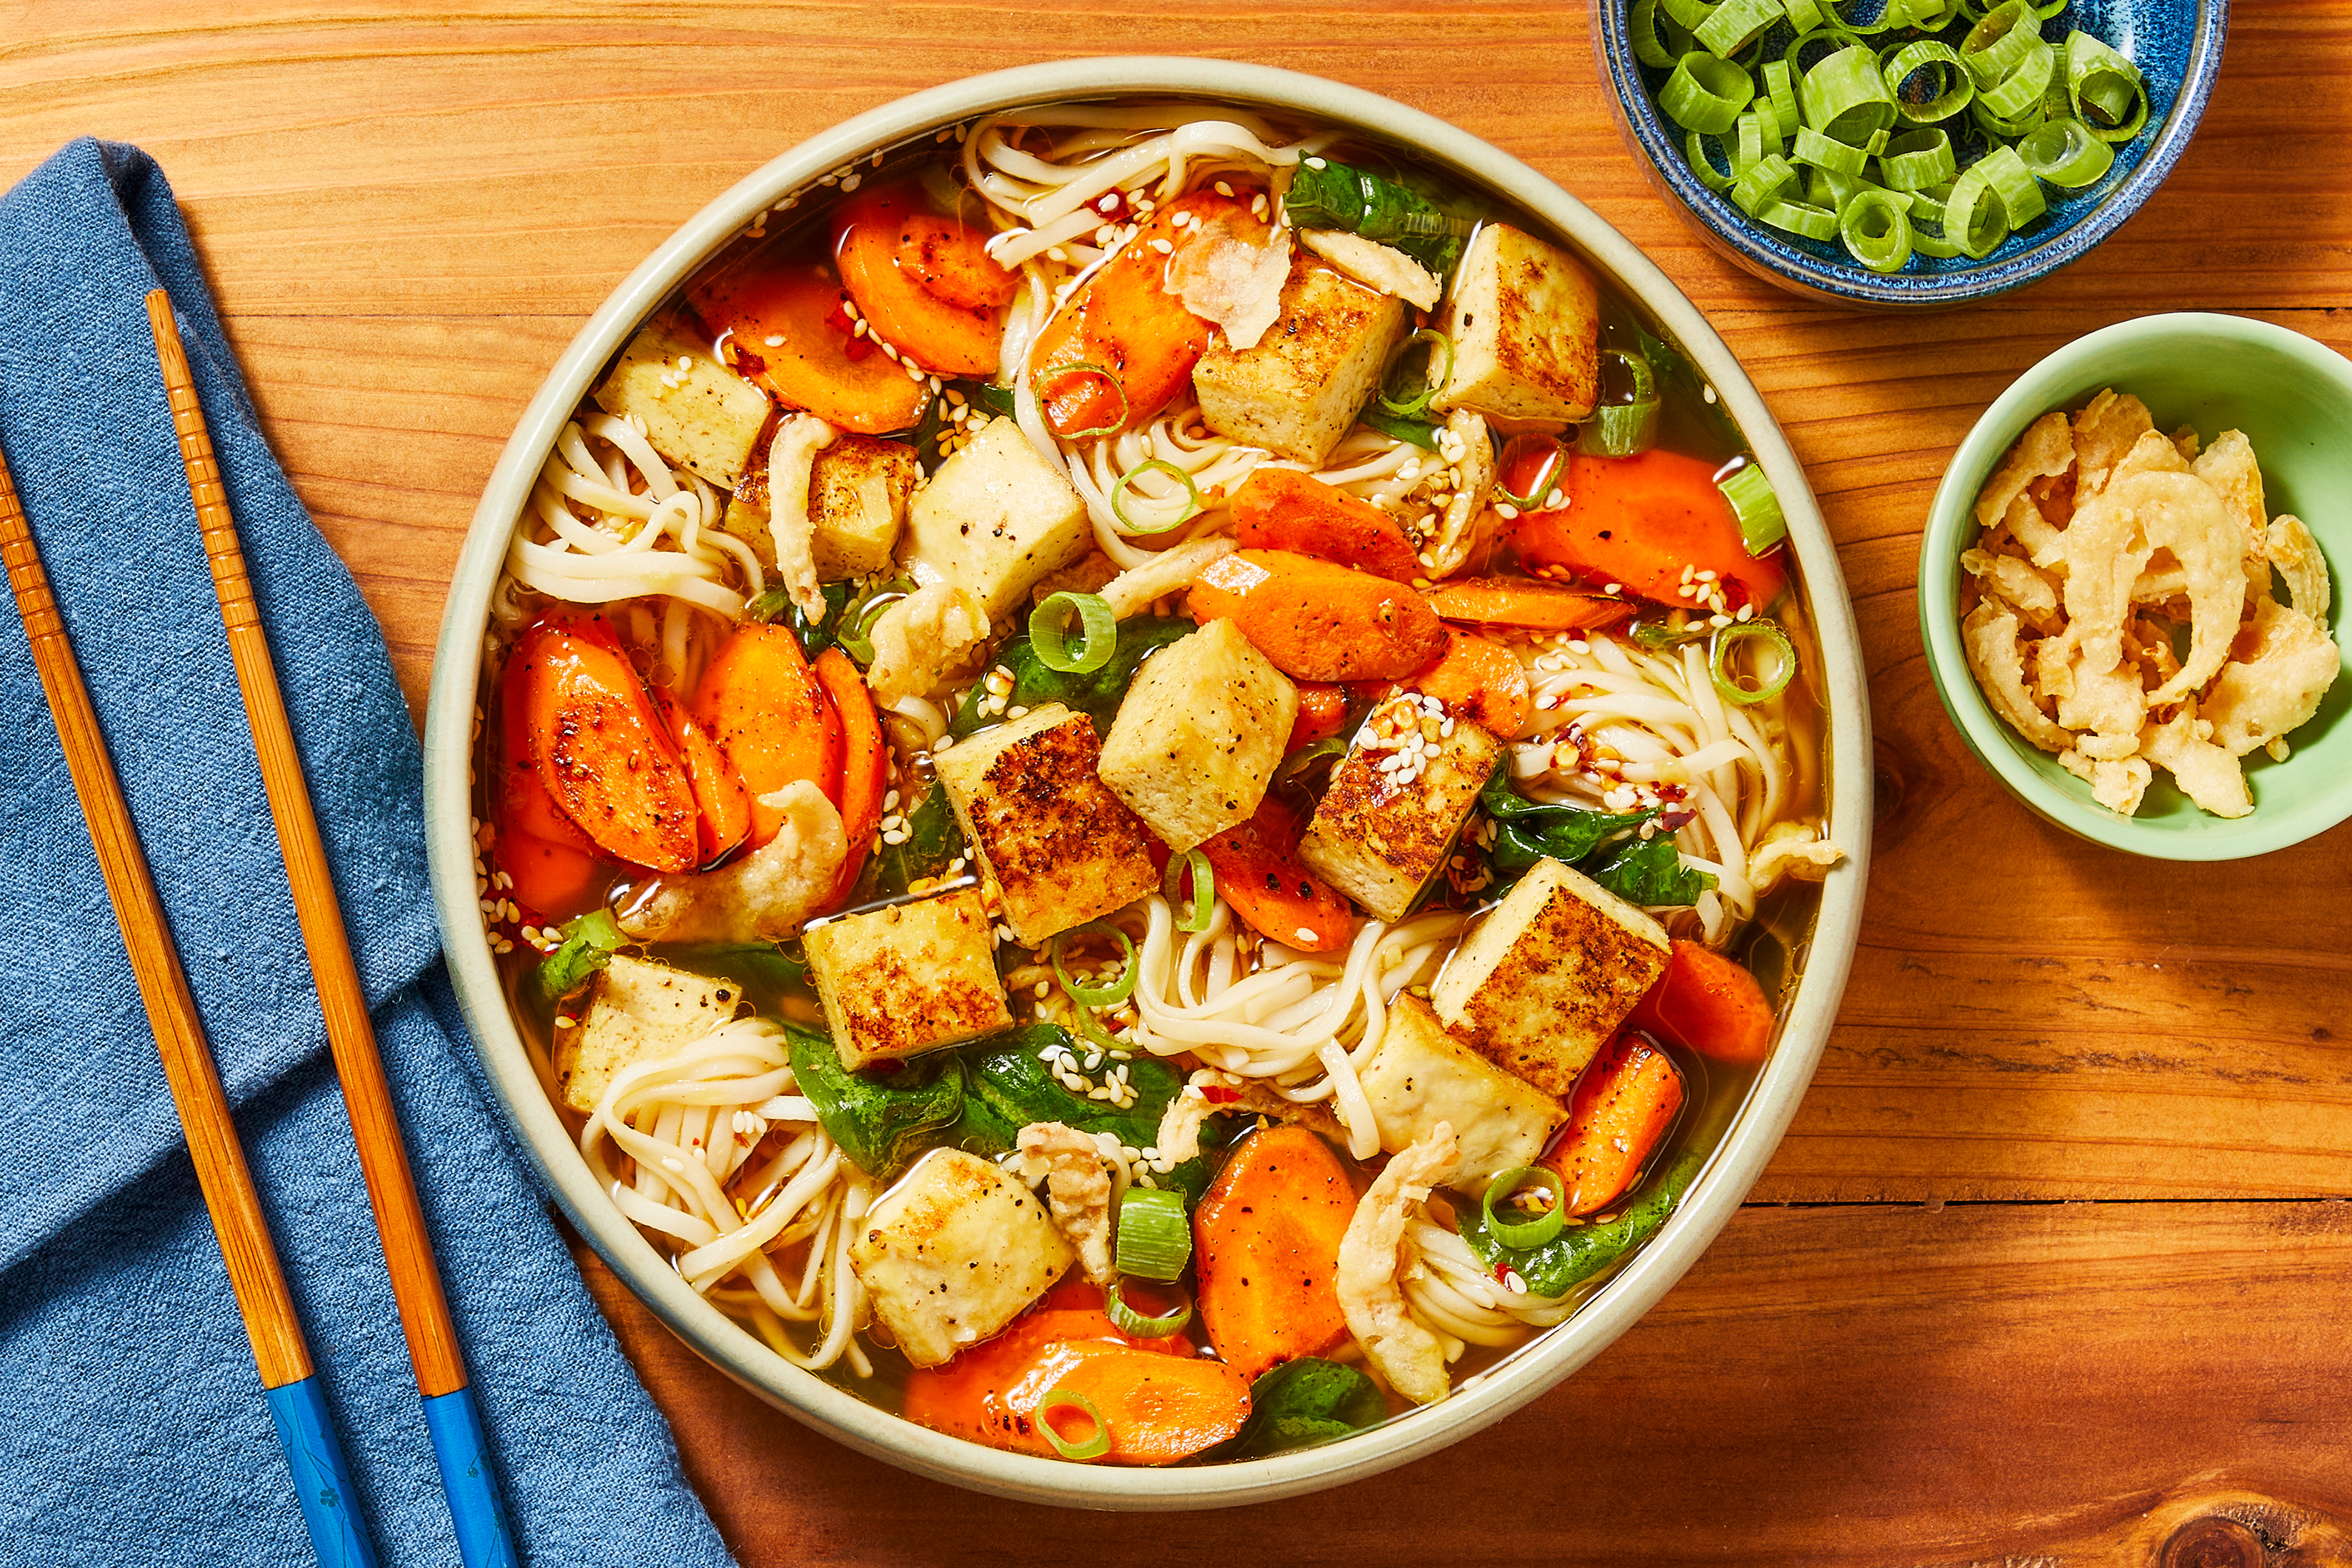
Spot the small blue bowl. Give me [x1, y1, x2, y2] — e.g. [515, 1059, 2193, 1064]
[1592, 0, 2228, 308]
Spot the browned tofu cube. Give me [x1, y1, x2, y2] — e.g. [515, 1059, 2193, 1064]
[552, 955, 743, 1114]
[593, 311, 774, 486]
[1098, 618, 1297, 852]
[802, 885, 1011, 1069]
[1430, 223, 1601, 425]
[1359, 993, 1564, 1189]
[717, 433, 915, 583]
[933, 703, 1160, 945]
[1430, 857, 1671, 1097]
[1299, 695, 1501, 922]
[1192, 256, 1409, 467]
[848, 1148, 1075, 1368]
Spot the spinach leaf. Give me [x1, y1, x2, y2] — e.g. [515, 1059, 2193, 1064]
[785, 1025, 964, 1183]
[1281, 158, 1474, 275]
[746, 578, 852, 663]
[1231, 1359, 1388, 1457]
[534, 909, 627, 1004]
[859, 780, 965, 902]
[950, 1024, 1214, 1203]
[1581, 830, 1713, 908]
[1355, 402, 1439, 450]
[653, 941, 808, 1013]
[1459, 1149, 1702, 1299]
[1478, 766, 1715, 908]
[952, 617, 1193, 738]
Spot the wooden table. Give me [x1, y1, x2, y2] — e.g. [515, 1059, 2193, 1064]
[10, 4, 2348, 1561]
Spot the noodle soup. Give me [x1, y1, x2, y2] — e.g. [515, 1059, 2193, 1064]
[473, 98, 1843, 1466]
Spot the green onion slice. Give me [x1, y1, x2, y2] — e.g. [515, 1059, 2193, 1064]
[1959, 0, 2038, 87]
[1980, 37, 2056, 121]
[1106, 1277, 1194, 1337]
[1839, 186, 1913, 273]
[1718, 460, 1788, 555]
[1114, 1187, 1195, 1283]
[1882, 38, 1974, 124]
[1030, 591, 1118, 675]
[1576, 348, 1662, 458]
[1709, 618, 1798, 705]
[1791, 124, 1867, 175]
[1053, 921, 1138, 1010]
[1630, 0, 1680, 68]
[1274, 735, 1349, 789]
[1802, 44, 1899, 146]
[1037, 1390, 1111, 1460]
[1038, 361, 1129, 442]
[1694, 0, 1783, 60]
[1686, 129, 1737, 193]
[1662, 51, 1757, 135]
[2065, 30, 2149, 140]
[1781, 0, 1823, 35]
[1729, 151, 1798, 217]
[1376, 328, 1454, 418]
[1109, 458, 1203, 536]
[1975, 143, 2047, 227]
[1879, 127, 1956, 190]
[1495, 433, 1568, 510]
[2015, 116, 2114, 187]
[1757, 195, 1839, 241]
[1481, 1166, 1568, 1250]
[1761, 58, 1801, 137]
[1661, 0, 1720, 30]
[1162, 848, 1216, 933]
[1942, 166, 2011, 258]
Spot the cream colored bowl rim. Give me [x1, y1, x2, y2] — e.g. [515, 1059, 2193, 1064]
[422, 56, 1873, 1510]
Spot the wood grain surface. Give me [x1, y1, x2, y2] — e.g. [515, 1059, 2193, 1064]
[5, 1, 2347, 1561]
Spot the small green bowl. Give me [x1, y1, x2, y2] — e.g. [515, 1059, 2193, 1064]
[1920, 312, 2352, 859]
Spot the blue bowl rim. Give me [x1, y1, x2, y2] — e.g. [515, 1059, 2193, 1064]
[1593, 0, 2231, 308]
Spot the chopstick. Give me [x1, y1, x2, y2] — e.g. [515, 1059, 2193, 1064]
[0, 433, 379, 1567]
[146, 292, 521, 1568]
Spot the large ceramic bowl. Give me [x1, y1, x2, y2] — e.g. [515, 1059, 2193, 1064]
[1592, 0, 2229, 308]
[1919, 311, 2352, 857]
[423, 58, 1873, 1509]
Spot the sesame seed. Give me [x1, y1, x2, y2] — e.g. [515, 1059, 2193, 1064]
[1214, 180, 1234, 197]
[841, 173, 862, 192]
[764, 334, 784, 348]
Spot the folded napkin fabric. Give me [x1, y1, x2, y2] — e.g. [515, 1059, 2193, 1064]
[0, 139, 737, 1567]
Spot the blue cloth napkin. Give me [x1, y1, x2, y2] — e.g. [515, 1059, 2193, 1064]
[0, 139, 739, 1567]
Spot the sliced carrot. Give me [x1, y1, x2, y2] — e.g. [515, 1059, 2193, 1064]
[902, 1305, 1239, 1466]
[1196, 794, 1351, 953]
[813, 646, 888, 904]
[515, 615, 700, 873]
[1231, 467, 1422, 582]
[1424, 576, 1638, 632]
[1543, 1032, 1685, 1217]
[1628, 939, 1777, 1064]
[832, 186, 1013, 377]
[1029, 190, 1263, 437]
[652, 692, 751, 867]
[1402, 628, 1532, 740]
[1510, 450, 1787, 612]
[1287, 682, 1351, 751]
[1194, 1125, 1356, 1382]
[491, 764, 607, 921]
[1189, 549, 1449, 683]
[688, 624, 844, 850]
[687, 255, 927, 434]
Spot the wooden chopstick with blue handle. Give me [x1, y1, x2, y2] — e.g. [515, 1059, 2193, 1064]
[0, 430, 378, 1568]
[146, 292, 520, 1568]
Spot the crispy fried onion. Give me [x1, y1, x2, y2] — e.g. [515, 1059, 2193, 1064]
[865, 582, 990, 703]
[1015, 1121, 1118, 1286]
[1165, 219, 1292, 351]
[621, 782, 847, 943]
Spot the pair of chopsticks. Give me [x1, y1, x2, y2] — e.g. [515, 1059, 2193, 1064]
[0, 292, 519, 1568]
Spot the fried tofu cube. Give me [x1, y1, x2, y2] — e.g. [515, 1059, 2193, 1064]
[552, 954, 743, 1114]
[1359, 993, 1566, 1189]
[902, 416, 1092, 623]
[592, 312, 774, 486]
[809, 434, 916, 581]
[848, 1148, 1075, 1368]
[933, 703, 1160, 945]
[1298, 696, 1501, 922]
[1098, 618, 1297, 852]
[802, 885, 1011, 1069]
[1193, 256, 1409, 467]
[1430, 857, 1671, 1097]
[717, 434, 916, 582]
[1430, 223, 1600, 426]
